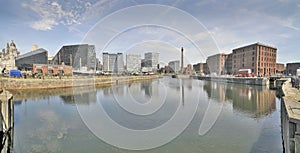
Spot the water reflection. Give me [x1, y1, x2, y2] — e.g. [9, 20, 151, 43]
[60, 91, 97, 105]
[95, 79, 174, 130]
[10, 87, 98, 105]
[203, 81, 276, 118]
[12, 78, 281, 153]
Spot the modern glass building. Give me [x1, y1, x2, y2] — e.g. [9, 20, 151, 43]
[144, 52, 159, 72]
[52, 44, 96, 71]
[15, 48, 48, 70]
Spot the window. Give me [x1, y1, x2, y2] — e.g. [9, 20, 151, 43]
[252, 63, 255, 67]
[252, 57, 255, 61]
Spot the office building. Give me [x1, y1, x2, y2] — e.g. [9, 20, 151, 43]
[193, 63, 206, 74]
[168, 60, 180, 73]
[126, 54, 141, 73]
[144, 52, 159, 72]
[103, 52, 124, 74]
[286, 62, 300, 76]
[52, 44, 96, 71]
[16, 48, 48, 70]
[232, 42, 277, 76]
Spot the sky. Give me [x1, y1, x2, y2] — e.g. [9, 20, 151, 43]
[0, 0, 299, 65]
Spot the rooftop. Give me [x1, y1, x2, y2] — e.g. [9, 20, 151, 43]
[233, 42, 277, 50]
[16, 48, 47, 60]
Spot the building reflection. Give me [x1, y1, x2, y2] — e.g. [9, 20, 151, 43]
[140, 81, 152, 97]
[102, 85, 125, 97]
[60, 91, 97, 105]
[203, 81, 227, 102]
[203, 81, 276, 118]
[60, 86, 97, 105]
[103, 80, 160, 100]
[10, 87, 97, 105]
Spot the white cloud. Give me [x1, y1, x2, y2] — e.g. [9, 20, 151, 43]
[22, 0, 118, 31]
[80, 0, 119, 21]
[30, 18, 57, 31]
[22, 0, 60, 30]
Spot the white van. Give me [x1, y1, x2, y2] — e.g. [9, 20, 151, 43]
[297, 68, 300, 79]
[296, 68, 300, 89]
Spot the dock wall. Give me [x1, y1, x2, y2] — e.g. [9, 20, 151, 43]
[196, 76, 269, 86]
[0, 75, 162, 90]
[281, 79, 300, 153]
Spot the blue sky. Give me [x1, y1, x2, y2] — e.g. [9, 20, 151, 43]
[0, 0, 299, 65]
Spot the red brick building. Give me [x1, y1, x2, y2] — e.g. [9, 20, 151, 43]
[33, 63, 72, 75]
[232, 43, 277, 76]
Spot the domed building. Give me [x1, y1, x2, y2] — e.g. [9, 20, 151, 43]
[0, 40, 20, 71]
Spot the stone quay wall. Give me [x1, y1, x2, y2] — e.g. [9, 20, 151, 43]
[281, 79, 300, 153]
[196, 76, 269, 86]
[0, 75, 162, 90]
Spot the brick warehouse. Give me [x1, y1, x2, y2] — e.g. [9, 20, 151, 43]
[232, 42, 277, 76]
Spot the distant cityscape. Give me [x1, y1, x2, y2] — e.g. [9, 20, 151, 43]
[0, 40, 299, 77]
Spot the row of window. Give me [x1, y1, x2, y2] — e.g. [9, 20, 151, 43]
[232, 62, 277, 68]
[259, 63, 276, 67]
[260, 52, 276, 57]
[260, 46, 276, 53]
[260, 57, 276, 62]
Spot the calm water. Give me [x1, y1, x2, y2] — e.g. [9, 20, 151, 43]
[12, 77, 282, 153]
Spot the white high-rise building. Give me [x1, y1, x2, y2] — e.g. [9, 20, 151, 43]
[126, 54, 141, 73]
[144, 52, 159, 72]
[102, 52, 124, 74]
